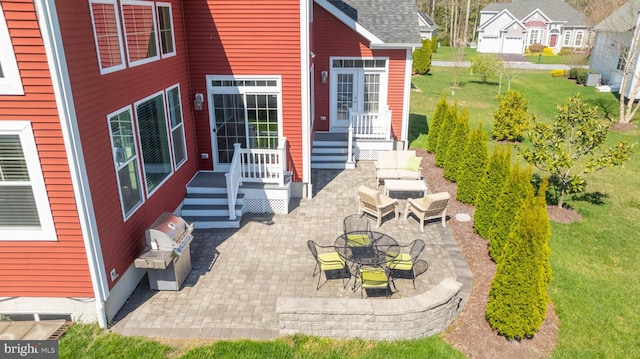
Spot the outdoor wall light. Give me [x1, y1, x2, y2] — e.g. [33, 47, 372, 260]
[321, 70, 328, 83]
[194, 92, 204, 111]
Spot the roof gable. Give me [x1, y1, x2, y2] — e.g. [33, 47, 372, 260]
[482, 0, 589, 27]
[479, 9, 521, 32]
[316, 0, 422, 48]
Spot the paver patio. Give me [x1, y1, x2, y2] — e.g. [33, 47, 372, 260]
[111, 161, 472, 339]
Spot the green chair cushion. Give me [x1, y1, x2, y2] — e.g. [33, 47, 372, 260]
[387, 253, 413, 270]
[360, 268, 388, 289]
[406, 156, 422, 172]
[346, 233, 371, 247]
[318, 252, 345, 271]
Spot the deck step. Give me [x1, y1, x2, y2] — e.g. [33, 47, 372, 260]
[181, 203, 242, 217]
[184, 192, 244, 205]
[182, 215, 242, 229]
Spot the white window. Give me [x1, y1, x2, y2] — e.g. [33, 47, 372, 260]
[89, 0, 126, 74]
[563, 31, 571, 47]
[574, 31, 584, 47]
[528, 29, 543, 45]
[0, 121, 56, 241]
[0, 4, 24, 95]
[135, 91, 172, 195]
[121, 0, 159, 67]
[108, 106, 144, 219]
[166, 85, 186, 168]
[156, 3, 175, 57]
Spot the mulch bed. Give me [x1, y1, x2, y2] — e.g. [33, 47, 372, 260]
[416, 149, 563, 359]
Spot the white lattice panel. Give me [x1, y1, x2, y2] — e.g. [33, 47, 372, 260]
[243, 198, 288, 214]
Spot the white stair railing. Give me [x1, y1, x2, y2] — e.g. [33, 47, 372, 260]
[349, 109, 392, 139]
[224, 139, 287, 220]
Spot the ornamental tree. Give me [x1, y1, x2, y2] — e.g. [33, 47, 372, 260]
[474, 145, 512, 239]
[469, 54, 502, 83]
[519, 95, 636, 208]
[426, 95, 449, 153]
[444, 108, 470, 181]
[493, 90, 533, 141]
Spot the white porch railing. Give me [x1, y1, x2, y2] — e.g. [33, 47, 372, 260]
[224, 138, 288, 219]
[347, 109, 392, 163]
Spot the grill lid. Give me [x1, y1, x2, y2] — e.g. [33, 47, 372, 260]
[145, 212, 194, 255]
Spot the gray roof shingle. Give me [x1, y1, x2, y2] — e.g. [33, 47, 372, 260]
[593, 0, 640, 32]
[483, 0, 589, 27]
[326, 0, 422, 45]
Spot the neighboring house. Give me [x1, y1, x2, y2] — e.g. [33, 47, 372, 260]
[417, 10, 438, 40]
[590, 0, 640, 98]
[0, 0, 420, 327]
[477, 0, 591, 54]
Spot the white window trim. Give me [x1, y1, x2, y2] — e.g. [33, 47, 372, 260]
[107, 105, 144, 220]
[0, 121, 56, 241]
[328, 56, 389, 123]
[89, 0, 127, 75]
[134, 90, 173, 197]
[121, 0, 160, 67]
[165, 84, 187, 169]
[0, 4, 24, 95]
[156, 2, 176, 58]
[206, 74, 284, 140]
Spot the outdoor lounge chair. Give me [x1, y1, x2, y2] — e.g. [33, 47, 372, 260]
[357, 185, 399, 229]
[307, 240, 349, 290]
[404, 192, 450, 231]
[386, 239, 428, 288]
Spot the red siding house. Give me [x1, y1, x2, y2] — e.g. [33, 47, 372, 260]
[0, 0, 420, 327]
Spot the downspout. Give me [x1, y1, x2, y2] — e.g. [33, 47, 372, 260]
[300, 0, 312, 198]
[35, 0, 109, 328]
[401, 47, 415, 150]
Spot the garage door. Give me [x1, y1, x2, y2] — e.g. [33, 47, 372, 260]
[503, 37, 523, 54]
[478, 36, 499, 53]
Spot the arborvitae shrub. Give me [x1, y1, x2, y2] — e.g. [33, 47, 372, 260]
[487, 164, 532, 262]
[486, 179, 551, 340]
[435, 104, 457, 168]
[443, 109, 470, 181]
[426, 95, 448, 153]
[413, 39, 432, 75]
[473, 145, 512, 238]
[492, 90, 531, 142]
[456, 123, 488, 204]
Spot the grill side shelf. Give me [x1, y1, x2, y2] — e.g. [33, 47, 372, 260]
[134, 249, 174, 269]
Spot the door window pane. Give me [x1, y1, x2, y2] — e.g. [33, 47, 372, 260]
[336, 73, 354, 121]
[247, 94, 279, 149]
[213, 94, 247, 164]
[363, 74, 380, 113]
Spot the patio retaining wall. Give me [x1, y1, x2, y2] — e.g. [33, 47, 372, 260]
[276, 278, 463, 340]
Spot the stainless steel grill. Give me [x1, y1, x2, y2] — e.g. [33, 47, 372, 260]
[134, 212, 194, 291]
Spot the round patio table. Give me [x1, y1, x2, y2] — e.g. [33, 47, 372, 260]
[334, 231, 400, 290]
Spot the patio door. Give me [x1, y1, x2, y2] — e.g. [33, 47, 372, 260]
[207, 76, 282, 171]
[329, 58, 387, 132]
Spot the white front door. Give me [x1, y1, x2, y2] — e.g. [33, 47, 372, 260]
[329, 58, 387, 132]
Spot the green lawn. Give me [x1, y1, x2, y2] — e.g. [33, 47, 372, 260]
[431, 46, 477, 61]
[59, 324, 465, 359]
[410, 66, 640, 358]
[523, 54, 568, 65]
